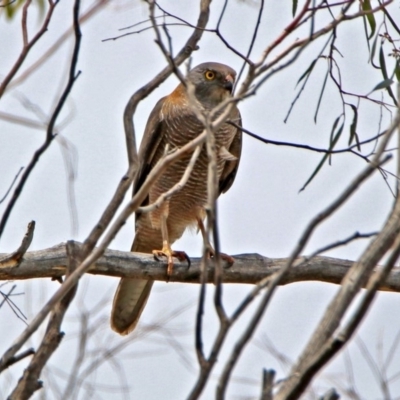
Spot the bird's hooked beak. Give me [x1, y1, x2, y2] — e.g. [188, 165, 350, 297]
[223, 74, 235, 93]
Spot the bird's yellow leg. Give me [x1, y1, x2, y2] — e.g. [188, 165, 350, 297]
[197, 217, 234, 266]
[153, 215, 190, 277]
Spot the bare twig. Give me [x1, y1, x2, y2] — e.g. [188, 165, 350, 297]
[7, 0, 109, 91]
[0, 0, 58, 98]
[0, 0, 83, 375]
[0, 123, 208, 376]
[1, 348, 35, 370]
[57, 136, 79, 237]
[238, 1, 393, 100]
[189, 136, 390, 398]
[8, 240, 81, 399]
[0, 0, 82, 240]
[287, 232, 400, 400]
[235, 0, 264, 86]
[230, 123, 388, 156]
[217, 154, 394, 398]
[320, 388, 340, 400]
[195, 249, 208, 369]
[260, 369, 275, 400]
[275, 87, 400, 400]
[0, 167, 24, 204]
[0, 111, 45, 130]
[0, 221, 35, 268]
[0, 283, 27, 324]
[188, 70, 395, 398]
[304, 231, 378, 260]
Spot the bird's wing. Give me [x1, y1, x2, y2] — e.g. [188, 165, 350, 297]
[219, 108, 242, 194]
[111, 98, 167, 336]
[133, 96, 167, 206]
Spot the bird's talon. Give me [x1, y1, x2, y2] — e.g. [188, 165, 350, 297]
[172, 250, 191, 268]
[208, 250, 234, 267]
[152, 249, 190, 275]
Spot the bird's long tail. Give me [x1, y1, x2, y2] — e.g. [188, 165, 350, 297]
[111, 221, 162, 335]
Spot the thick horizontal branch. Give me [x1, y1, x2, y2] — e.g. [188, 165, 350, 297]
[0, 241, 399, 292]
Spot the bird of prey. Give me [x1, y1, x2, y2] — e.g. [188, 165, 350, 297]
[111, 62, 242, 335]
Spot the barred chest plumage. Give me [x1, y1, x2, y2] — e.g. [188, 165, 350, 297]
[160, 98, 238, 163]
[146, 101, 238, 232]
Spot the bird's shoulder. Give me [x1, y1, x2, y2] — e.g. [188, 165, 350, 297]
[160, 84, 193, 117]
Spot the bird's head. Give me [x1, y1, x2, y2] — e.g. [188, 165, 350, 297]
[187, 62, 237, 109]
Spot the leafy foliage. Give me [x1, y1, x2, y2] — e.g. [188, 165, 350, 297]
[1, 0, 45, 20]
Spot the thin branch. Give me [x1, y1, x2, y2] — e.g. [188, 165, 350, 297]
[216, 150, 393, 398]
[0, 220, 35, 267]
[0, 0, 58, 98]
[0, 284, 28, 323]
[304, 231, 378, 260]
[288, 232, 400, 400]
[230, 121, 388, 156]
[275, 86, 400, 400]
[320, 388, 340, 400]
[7, 0, 109, 91]
[239, 1, 393, 101]
[0, 129, 208, 376]
[195, 251, 208, 368]
[255, 0, 312, 70]
[8, 240, 81, 399]
[1, 348, 35, 370]
[0, 111, 45, 129]
[236, 0, 264, 86]
[260, 369, 275, 400]
[0, 0, 82, 240]
[0, 167, 24, 204]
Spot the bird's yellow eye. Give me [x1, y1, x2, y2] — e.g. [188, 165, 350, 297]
[204, 70, 216, 80]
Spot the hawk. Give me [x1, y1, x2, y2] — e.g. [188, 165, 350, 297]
[111, 62, 242, 335]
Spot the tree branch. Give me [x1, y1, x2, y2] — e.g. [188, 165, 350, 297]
[7, 241, 80, 399]
[0, 0, 58, 98]
[1, 241, 400, 292]
[0, 0, 82, 240]
[0, 221, 35, 267]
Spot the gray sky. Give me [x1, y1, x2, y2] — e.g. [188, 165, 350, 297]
[1, 1, 400, 399]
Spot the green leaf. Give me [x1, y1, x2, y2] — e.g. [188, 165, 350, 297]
[395, 60, 400, 83]
[300, 117, 344, 192]
[5, 2, 14, 19]
[329, 115, 340, 144]
[37, 0, 46, 18]
[369, 26, 380, 64]
[371, 79, 394, 92]
[296, 59, 318, 87]
[292, 0, 298, 17]
[3, 0, 46, 21]
[362, 0, 376, 39]
[378, 45, 398, 105]
[348, 104, 360, 150]
[314, 67, 329, 123]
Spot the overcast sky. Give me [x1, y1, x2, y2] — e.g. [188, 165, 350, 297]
[1, 1, 400, 399]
